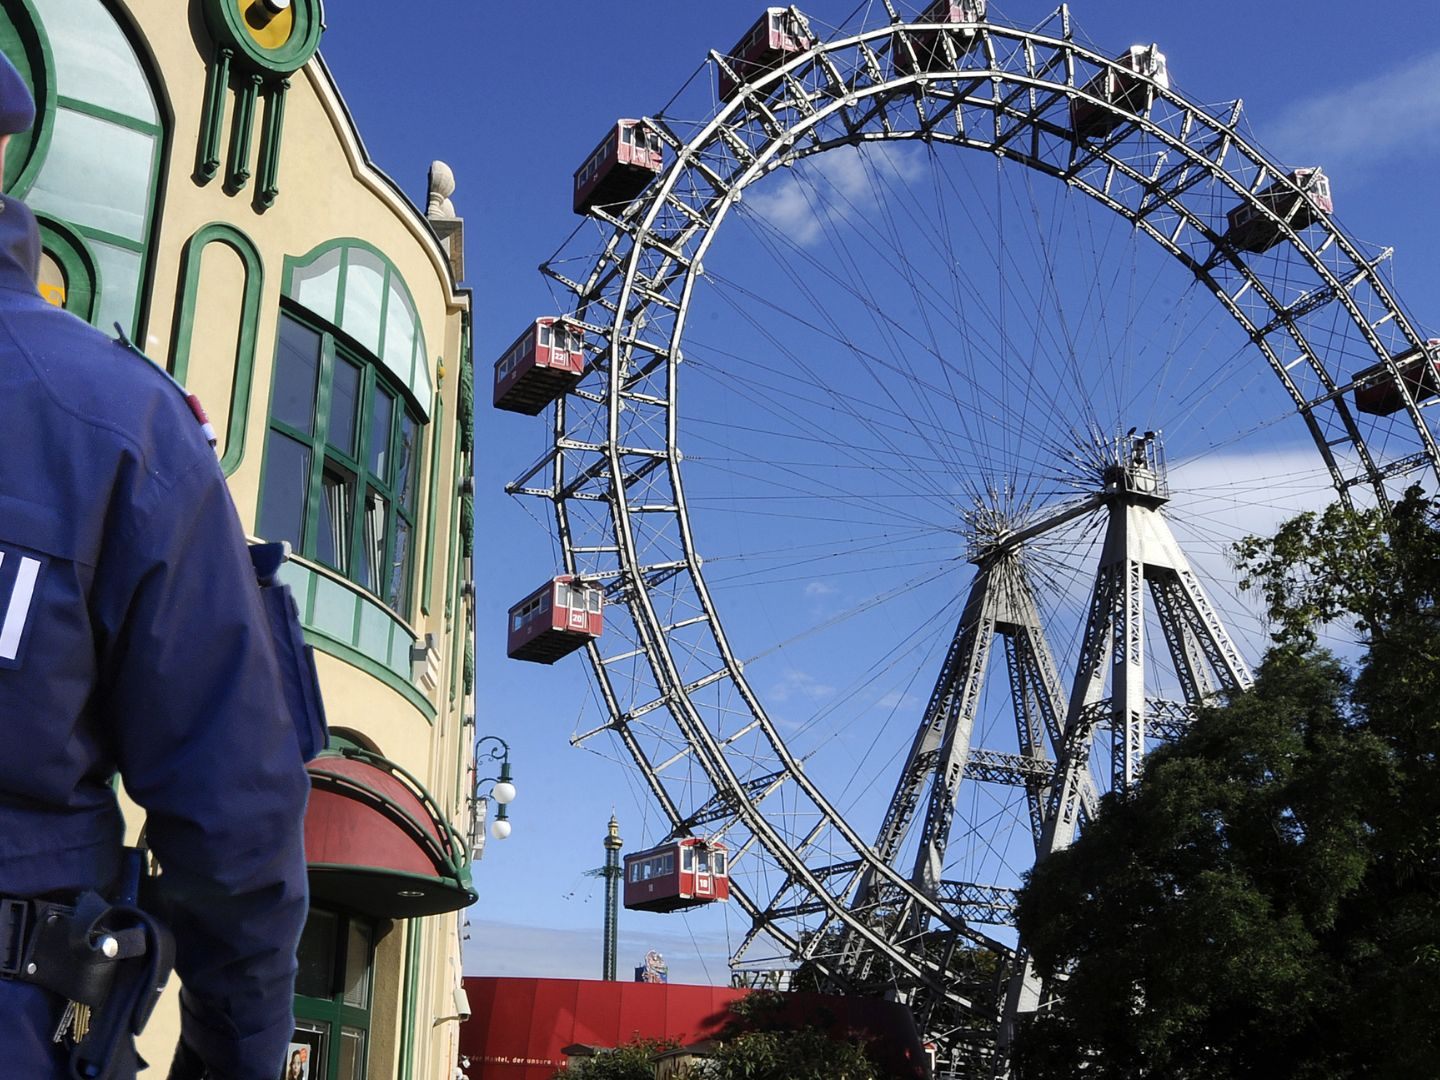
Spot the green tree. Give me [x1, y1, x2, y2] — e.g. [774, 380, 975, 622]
[704, 1027, 877, 1080]
[552, 1039, 675, 1080]
[707, 993, 880, 1080]
[1012, 488, 1440, 1078]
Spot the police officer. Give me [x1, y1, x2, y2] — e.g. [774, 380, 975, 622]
[0, 52, 310, 1079]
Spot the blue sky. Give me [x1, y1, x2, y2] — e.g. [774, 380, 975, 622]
[321, 2, 1440, 984]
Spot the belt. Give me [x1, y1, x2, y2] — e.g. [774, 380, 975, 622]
[0, 893, 146, 1004]
[1, 889, 173, 1080]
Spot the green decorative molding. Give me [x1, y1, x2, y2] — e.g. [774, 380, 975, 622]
[398, 919, 422, 1080]
[458, 326, 474, 454]
[460, 490, 473, 559]
[201, 0, 324, 77]
[171, 223, 264, 477]
[279, 560, 437, 722]
[226, 72, 260, 191]
[256, 77, 289, 207]
[421, 396, 444, 617]
[196, 47, 230, 181]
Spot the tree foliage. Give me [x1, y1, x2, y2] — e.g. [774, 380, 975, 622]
[1013, 488, 1440, 1078]
[705, 992, 880, 1080]
[553, 1039, 676, 1080]
[551, 994, 884, 1080]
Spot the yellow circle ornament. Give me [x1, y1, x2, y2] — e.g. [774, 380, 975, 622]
[203, 0, 322, 76]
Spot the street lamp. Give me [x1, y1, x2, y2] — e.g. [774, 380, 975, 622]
[473, 736, 517, 848]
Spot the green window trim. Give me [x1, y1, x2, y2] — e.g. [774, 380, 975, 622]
[293, 908, 375, 1080]
[171, 223, 264, 477]
[0, 0, 56, 198]
[35, 213, 100, 322]
[260, 304, 423, 618]
[282, 239, 433, 420]
[8, 0, 170, 339]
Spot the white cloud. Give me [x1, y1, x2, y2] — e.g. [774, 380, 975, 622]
[803, 580, 838, 598]
[767, 668, 836, 704]
[1262, 48, 1440, 178]
[745, 142, 926, 246]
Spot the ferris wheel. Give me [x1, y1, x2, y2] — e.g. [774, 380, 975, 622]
[499, 2, 1438, 1069]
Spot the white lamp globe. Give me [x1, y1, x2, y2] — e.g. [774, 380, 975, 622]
[490, 818, 512, 840]
[492, 781, 517, 805]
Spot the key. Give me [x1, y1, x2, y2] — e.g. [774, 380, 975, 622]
[51, 1000, 76, 1044]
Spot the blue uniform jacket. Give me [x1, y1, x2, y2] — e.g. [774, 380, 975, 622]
[0, 194, 310, 1079]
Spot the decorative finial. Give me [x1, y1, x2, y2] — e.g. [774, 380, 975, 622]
[428, 160, 457, 219]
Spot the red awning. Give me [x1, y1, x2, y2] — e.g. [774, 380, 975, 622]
[304, 749, 476, 919]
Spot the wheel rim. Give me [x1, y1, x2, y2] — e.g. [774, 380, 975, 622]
[510, 7, 1438, 1061]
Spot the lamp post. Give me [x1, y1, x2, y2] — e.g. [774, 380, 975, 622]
[472, 736, 517, 854]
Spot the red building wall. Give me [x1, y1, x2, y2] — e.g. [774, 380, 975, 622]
[459, 977, 929, 1080]
[460, 978, 745, 1080]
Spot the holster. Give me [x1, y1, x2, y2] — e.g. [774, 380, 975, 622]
[6, 888, 174, 1080]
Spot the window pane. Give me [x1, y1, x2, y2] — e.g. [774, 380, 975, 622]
[327, 357, 361, 456]
[382, 286, 416, 379]
[258, 432, 311, 552]
[292, 248, 342, 324]
[26, 109, 154, 242]
[272, 318, 322, 435]
[340, 249, 385, 355]
[360, 488, 389, 596]
[395, 412, 419, 511]
[338, 1027, 365, 1080]
[34, 0, 158, 124]
[89, 242, 142, 338]
[295, 911, 338, 999]
[317, 464, 354, 573]
[342, 921, 372, 1008]
[369, 388, 394, 477]
[387, 515, 411, 612]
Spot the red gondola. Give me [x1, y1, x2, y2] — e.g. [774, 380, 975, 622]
[624, 838, 730, 913]
[573, 120, 663, 216]
[717, 8, 815, 101]
[507, 576, 604, 664]
[1225, 167, 1333, 254]
[1071, 43, 1169, 140]
[894, 0, 986, 75]
[493, 317, 585, 415]
[1353, 339, 1440, 416]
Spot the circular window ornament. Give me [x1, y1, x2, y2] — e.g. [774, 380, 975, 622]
[203, 0, 322, 76]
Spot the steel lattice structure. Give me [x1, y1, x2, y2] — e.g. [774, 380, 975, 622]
[506, 4, 1439, 1071]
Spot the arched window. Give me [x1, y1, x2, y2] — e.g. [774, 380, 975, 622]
[1, 0, 165, 336]
[258, 243, 431, 618]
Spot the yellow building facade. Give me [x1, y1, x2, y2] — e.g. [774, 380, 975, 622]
[1, 2, 478, 1077]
